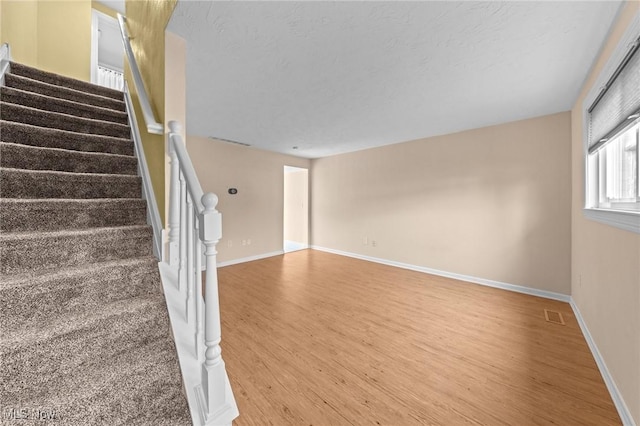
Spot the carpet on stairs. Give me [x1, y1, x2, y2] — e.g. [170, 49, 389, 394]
[0, 62, 192, 425]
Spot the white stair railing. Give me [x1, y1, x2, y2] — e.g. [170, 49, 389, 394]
[0, 43, 12, 85]
[167, 121, 239, 425]
[116, 13, 163, 135]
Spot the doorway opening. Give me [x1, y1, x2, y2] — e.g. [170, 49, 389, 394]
[90, 9, 124, 90]
[283, 166, 309, 253]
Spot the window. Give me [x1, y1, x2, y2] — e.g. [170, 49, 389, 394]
[584, 12, 640, 233]
[594, 119, 639, 211]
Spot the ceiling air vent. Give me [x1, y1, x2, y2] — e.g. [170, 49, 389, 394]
[209, 136, 251, 147]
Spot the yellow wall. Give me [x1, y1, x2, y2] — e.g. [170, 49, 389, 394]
[91, 0, 117, 19]
[1, 0, 39, 67]
[570, 2, 640, 423]
[312, 112, 572, 295]
[125, 0, 177, 225]
[1, 0, 91, 81]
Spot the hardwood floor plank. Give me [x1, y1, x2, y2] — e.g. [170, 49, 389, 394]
[218, 250, 620, 425]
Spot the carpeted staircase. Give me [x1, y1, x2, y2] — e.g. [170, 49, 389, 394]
[0, 63, 192, 425]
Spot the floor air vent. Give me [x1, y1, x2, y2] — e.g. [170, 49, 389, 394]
[544, 309, 565, 325]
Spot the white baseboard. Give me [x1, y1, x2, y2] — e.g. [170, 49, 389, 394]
[570, 300, 636, 426]
[217, 250, 284, 268]
[311, 245, 570, 302]
[284, 240, 309, 253]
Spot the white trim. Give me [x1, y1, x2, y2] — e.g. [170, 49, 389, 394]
[284, 240, 308, 253]
[124, 83, 164, 260]
[583, 208, 640, 234]
[217, 251, 284, 268]
[570, 299, 636, 426]
[310, 246, 571, 302]
[158, 262, 238, 426]
[90, 10, 100, 84]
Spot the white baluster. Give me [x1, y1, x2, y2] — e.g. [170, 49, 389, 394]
[195, 216, 204, 360]
[196, 192, 235, 422]
[186, 194, 194, 325]
[167, 122, 181, 267]
[178, 170, 187, 303]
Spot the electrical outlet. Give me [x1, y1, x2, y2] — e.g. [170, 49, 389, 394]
[247, 239, 251, 245]
[363, 237, 368, 245]
[242, 240, 247, 246]
[227, 240, 232, 248]
[371, 240, 377, 247]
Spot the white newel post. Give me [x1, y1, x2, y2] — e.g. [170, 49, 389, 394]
[167, 121, 181, 267]
[196, 193, 235, 424]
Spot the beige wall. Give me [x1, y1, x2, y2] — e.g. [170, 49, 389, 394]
[284, 168, 309, 245]
[1, 0, 91, 81]
[571, 2, 640, 423]
[125, 0, 177, 225]
[187, 135, 310, 263]
[311, 112, 572, 294]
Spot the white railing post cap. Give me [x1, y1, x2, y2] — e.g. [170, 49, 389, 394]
[169, 120, 183, 134]
[202, 193, 219, 211]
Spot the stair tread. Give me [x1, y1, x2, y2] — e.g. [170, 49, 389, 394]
[1, 86, 128, 125]
[0, 166, 141, 179]
[0, 197, 146, 206]
[0, 141, 139, 175]
[1, 293, 165, 347]
[0, 120, 134, 156]
[5, 72, 126, 112]
[0, 141, 135, 161]
[0, 224, 151, 241]
[0, 256, 158, 287]
[1, 102, 131, 138]
[9, 62, 124, 100]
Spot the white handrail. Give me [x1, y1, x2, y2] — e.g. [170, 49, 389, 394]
[169, 128, 205, 214]
[166, 121, 239, 425]
[116, 14, 163, 135]
[0, 43, 12, 85]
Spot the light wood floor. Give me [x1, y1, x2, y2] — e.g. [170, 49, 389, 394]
[217, 249, 620, 425]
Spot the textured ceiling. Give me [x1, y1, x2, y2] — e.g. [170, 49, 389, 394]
[168, 1, 622, 159]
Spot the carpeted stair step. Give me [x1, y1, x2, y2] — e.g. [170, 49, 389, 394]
[0, 168, 141, 199]
[0, 295, 191, 425]
[1, 102, 131, 138]
[1, 86, 129, 125]
[5, 73, 126, 112]
[0, 142, 139, 175]
[0, 121, 134, 156]
[0, 257, 162, 332]
[0, 198, 147, 232]
[9, 61, 124, 100]
[0, 225, 154, 275]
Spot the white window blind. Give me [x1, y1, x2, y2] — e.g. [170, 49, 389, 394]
[588, 35, 640, 154]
